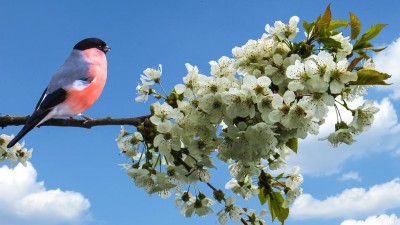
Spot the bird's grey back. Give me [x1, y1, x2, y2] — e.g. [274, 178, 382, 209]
[46, 49, 90, 94]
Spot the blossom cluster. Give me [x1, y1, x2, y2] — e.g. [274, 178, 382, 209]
[119, 15, 380, 224]
[0, 134, 32, 166]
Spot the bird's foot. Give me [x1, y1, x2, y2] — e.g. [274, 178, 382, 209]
[77, 113, 93, 122]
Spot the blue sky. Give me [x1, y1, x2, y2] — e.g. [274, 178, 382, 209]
[1, 1, 400, 225]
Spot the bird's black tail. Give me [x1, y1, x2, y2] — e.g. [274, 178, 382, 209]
[7, 109, 50, 148]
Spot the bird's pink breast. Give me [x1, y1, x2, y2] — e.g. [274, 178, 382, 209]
[65, 50, 107, 114]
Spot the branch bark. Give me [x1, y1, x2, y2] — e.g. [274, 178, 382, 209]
[0, 115, 150, 129]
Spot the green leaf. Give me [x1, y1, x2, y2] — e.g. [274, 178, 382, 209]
[354, 24, 386, 51]
[353, 41, 373, 51]
[359, 24, 387, 43]
[303, 21, 313, 34]
[258, 187, 267, 205]
[286, 138, 298, 153]
[329, 20, 349, 30]
[347, 56, 366, 71]
[371, 47, 387, 52]
[274, 173, 285, 181]
[317, 4, 332, 29]
[318, 37, 342, 48]
[266, 194, 275, 222]
[350, 69, 391, 85]
[267, 192, 289, 224]
[349, 12, 361, 39]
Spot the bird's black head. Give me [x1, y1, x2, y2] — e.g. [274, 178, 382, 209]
[73, 38, 110, 54]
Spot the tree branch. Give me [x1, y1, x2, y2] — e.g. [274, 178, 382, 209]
[0, 115, 151, 129]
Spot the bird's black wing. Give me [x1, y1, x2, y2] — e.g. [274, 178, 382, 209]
[35, 88, 47, 111]
[37, 88, 67, 110]
[7, 88, 67, 148]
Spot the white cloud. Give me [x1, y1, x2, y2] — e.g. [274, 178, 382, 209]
[287, 97, 400, 176]
[291, 178, 400, 219]
[341, 214, 400, 225]
[339, 171, 362, 182]
[374, 37, 400, 99]
[0, 163, 90, 225]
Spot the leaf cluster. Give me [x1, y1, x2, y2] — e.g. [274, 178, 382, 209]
[296, 5, 390, 86]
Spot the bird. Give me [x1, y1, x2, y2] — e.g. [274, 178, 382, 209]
[7, 37, 110, 148]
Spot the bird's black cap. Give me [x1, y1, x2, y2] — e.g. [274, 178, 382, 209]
[73, 37, 110, 53]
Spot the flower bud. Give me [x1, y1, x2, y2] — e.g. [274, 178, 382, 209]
[213, 189, 225, 203]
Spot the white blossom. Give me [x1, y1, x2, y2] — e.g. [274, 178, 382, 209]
[222, 88, 255, 119]
[150, 102, 183, 125]
[198, 169, 211, 183]
[363, 58, 375, 70]
[128, 168, 156, 193]
[0, 134, 12, 160]
[330, 33, 353, 60]
[241, 75, 272, 101]
[225, 176, 258, 200]
[116, 127, 143, 159]
[140, 64, 162, 85]
[210, 56, 236, 80]
[182, 63, 206, 93]
[257, 94, 283, 122]
[232, 38, 276, 77]
[198, 93, 225, 123]
[174, 83, 186, 94]
[304, 51, 335, 93]
[349, 101, 380, 132]
[197, 76, 232, 97]
[286, 60, 307, 91]
[175, 187, 196, 209]
[135, 84, 151, 102]
[265, 16, 300, 41]
[283, 90, 296, 104]
[152, 173, 175, 198]
[286, 166, 303, 190]
[217, 196, 245, 224]
[328, 59, 357, 94]
[283, 166, 304, 207]
[298, 92, 334, 120]
[321, 128, 356, 147]
[247, 209, 267, 225]
[283, 187, 302, 208]
[227, 162, 259, 181]
[269, 157, 286, 170]
[184, 197, 214, 217]
[0, 134, 32, 166]
[279, 103, 313, 130]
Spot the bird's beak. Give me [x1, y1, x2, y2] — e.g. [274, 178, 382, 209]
[103, 45, 111, 53]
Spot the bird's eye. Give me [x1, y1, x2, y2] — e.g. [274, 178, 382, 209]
[97, 45, 103, 49]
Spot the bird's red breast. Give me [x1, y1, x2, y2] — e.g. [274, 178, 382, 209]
[65, 48, 107, 114]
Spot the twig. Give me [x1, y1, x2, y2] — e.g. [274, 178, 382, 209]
[205, 182, 249, 225]
[206, 182, 218, 191]
[0, 115, 150, 129]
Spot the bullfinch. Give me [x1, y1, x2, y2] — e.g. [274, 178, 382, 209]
[7, 37, 110, 148]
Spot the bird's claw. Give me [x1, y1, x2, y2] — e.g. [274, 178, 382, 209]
[78, 113, 93, 122]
